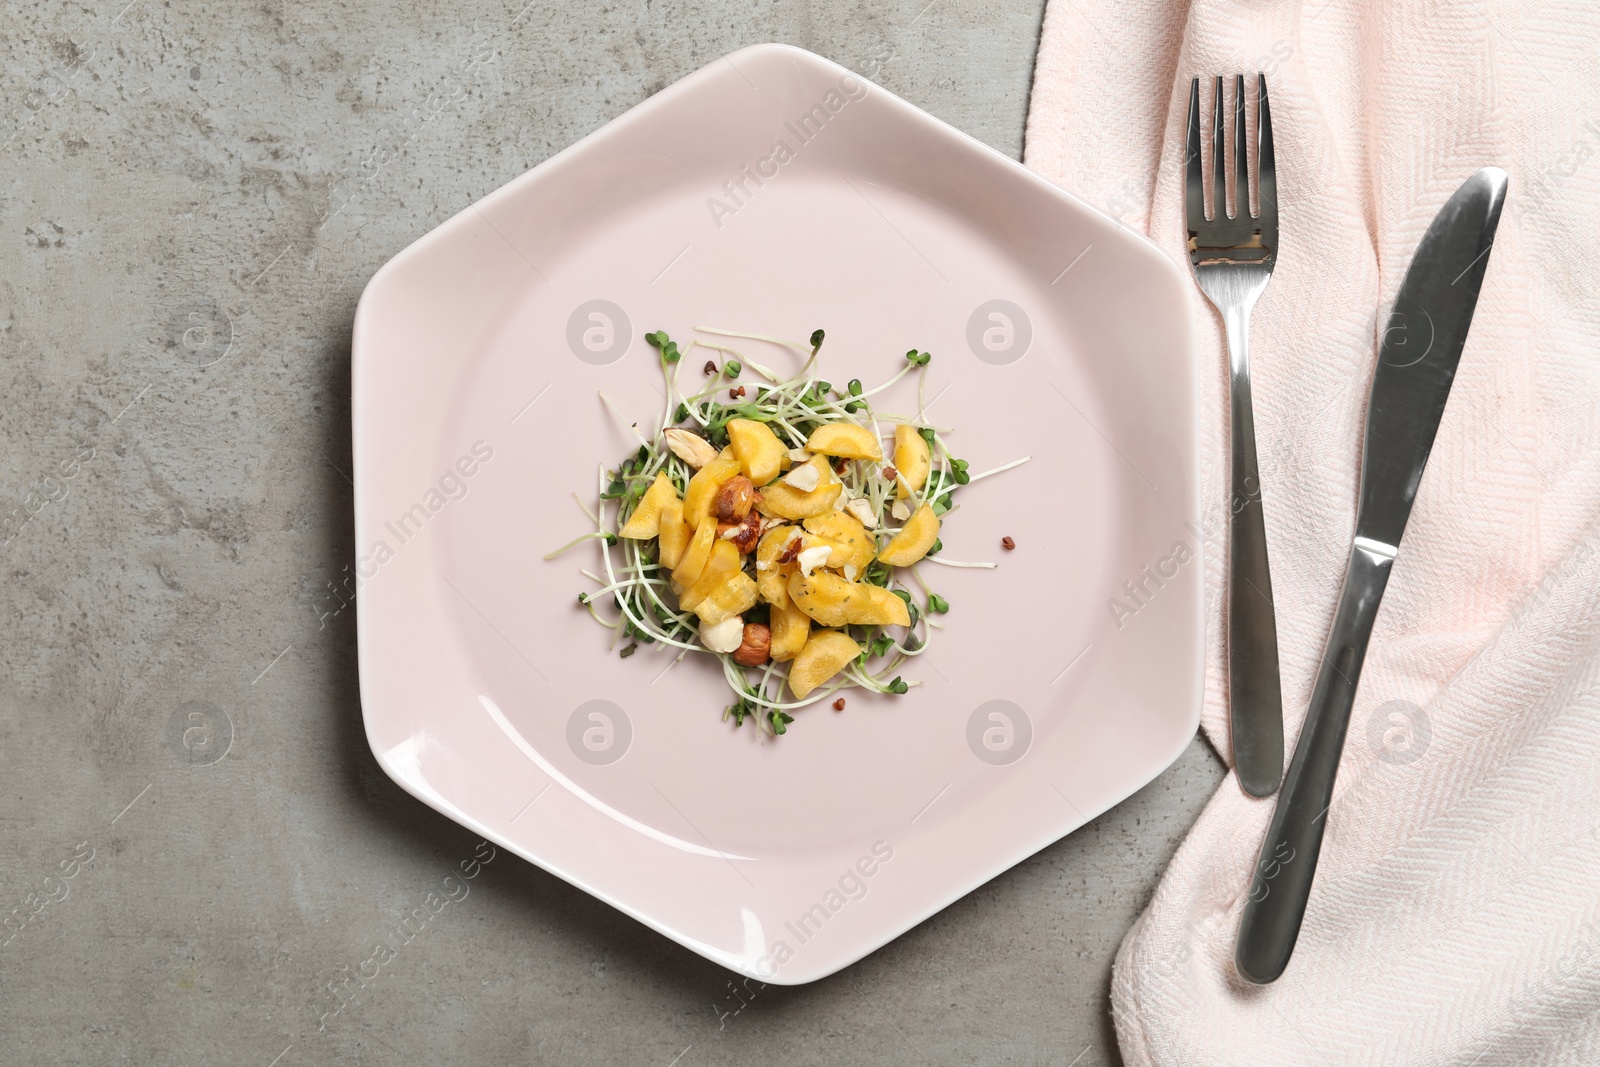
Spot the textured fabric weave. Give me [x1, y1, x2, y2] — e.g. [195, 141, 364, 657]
[1024, 2, 1600, 1063]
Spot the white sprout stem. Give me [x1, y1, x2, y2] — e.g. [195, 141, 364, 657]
[687, 339, 780, 381]
[599, 391, 652, 448]
[850, 362, 917, 402]
[692, 326, 811, 353]
[585, 602, 623, 628]
[689, 339, 744, 360]
[874, 413, 955, 431]
[543, 529, 612, 561]
[661, 353, 684, 435]
[595, 476, 701, 654]
[628, 539, 694, 625]
[967, 455, 1031, 483]
[721, 659, 843, 711]
[922, 556, 998, 569]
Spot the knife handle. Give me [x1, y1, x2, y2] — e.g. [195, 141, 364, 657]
[1234, 537, 1395, 984]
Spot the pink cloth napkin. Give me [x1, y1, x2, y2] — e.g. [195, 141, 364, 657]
[1024, 2, 1600, 1063]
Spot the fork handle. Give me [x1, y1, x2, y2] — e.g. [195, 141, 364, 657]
[1221, 303, 1285, 798]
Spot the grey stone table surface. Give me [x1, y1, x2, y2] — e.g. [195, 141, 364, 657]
[0, 1, 1225, 1063]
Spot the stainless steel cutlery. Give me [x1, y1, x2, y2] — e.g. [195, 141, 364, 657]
[1234, 167, 1508, 984]
[1185, 74, 1285, 798]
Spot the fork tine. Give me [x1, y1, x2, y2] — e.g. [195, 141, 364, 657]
[1186, 78, 1205, 230]
[1257, 74, 1277, 233]
[1212, 76, 1226, 221]
[1233, 74, 1248, 219]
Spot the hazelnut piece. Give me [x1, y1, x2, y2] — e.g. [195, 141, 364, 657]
[717, 509, 761, 553]
[712, 475, 755, 522]
[732, 623, 771, 666]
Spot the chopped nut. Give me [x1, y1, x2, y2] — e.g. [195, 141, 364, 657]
[842, 563, 858, 582]
[783, 463, 821, 492]
[890, 499, 912, 521]
[882, 465, 898, 482]
[732, 623, 771, 666]
[833, 457, 848, 474]
[844, 497, 878, 528]
[777, 534, 804, 565]
[716, 509, 761, 553]
[713, 475, 755, 522]
[832, 697, 846, 711]
[1001, 536, 1016, 550]
[796, 544, 833, 576]
[665, 428, 718, 469]
[699, 616, 745, 654]
[787, 448, 811, 464]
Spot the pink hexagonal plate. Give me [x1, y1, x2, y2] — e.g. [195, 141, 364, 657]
[353, 43, 1201, 984]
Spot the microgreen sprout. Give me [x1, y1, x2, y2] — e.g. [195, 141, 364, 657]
[928, 593, 950, 614]
[724, 359, 742, 377]
[646, 330, 682, 363]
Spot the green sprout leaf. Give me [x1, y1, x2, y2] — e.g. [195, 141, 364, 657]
[646, 330, 681, 363]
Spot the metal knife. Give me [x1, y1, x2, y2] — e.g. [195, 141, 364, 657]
[1234, 167, 1508, 985]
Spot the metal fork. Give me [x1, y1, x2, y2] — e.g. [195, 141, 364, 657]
[1185, 74, 1284, 798]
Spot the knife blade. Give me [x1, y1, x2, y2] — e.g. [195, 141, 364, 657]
[1234, 167, 1508, 985]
